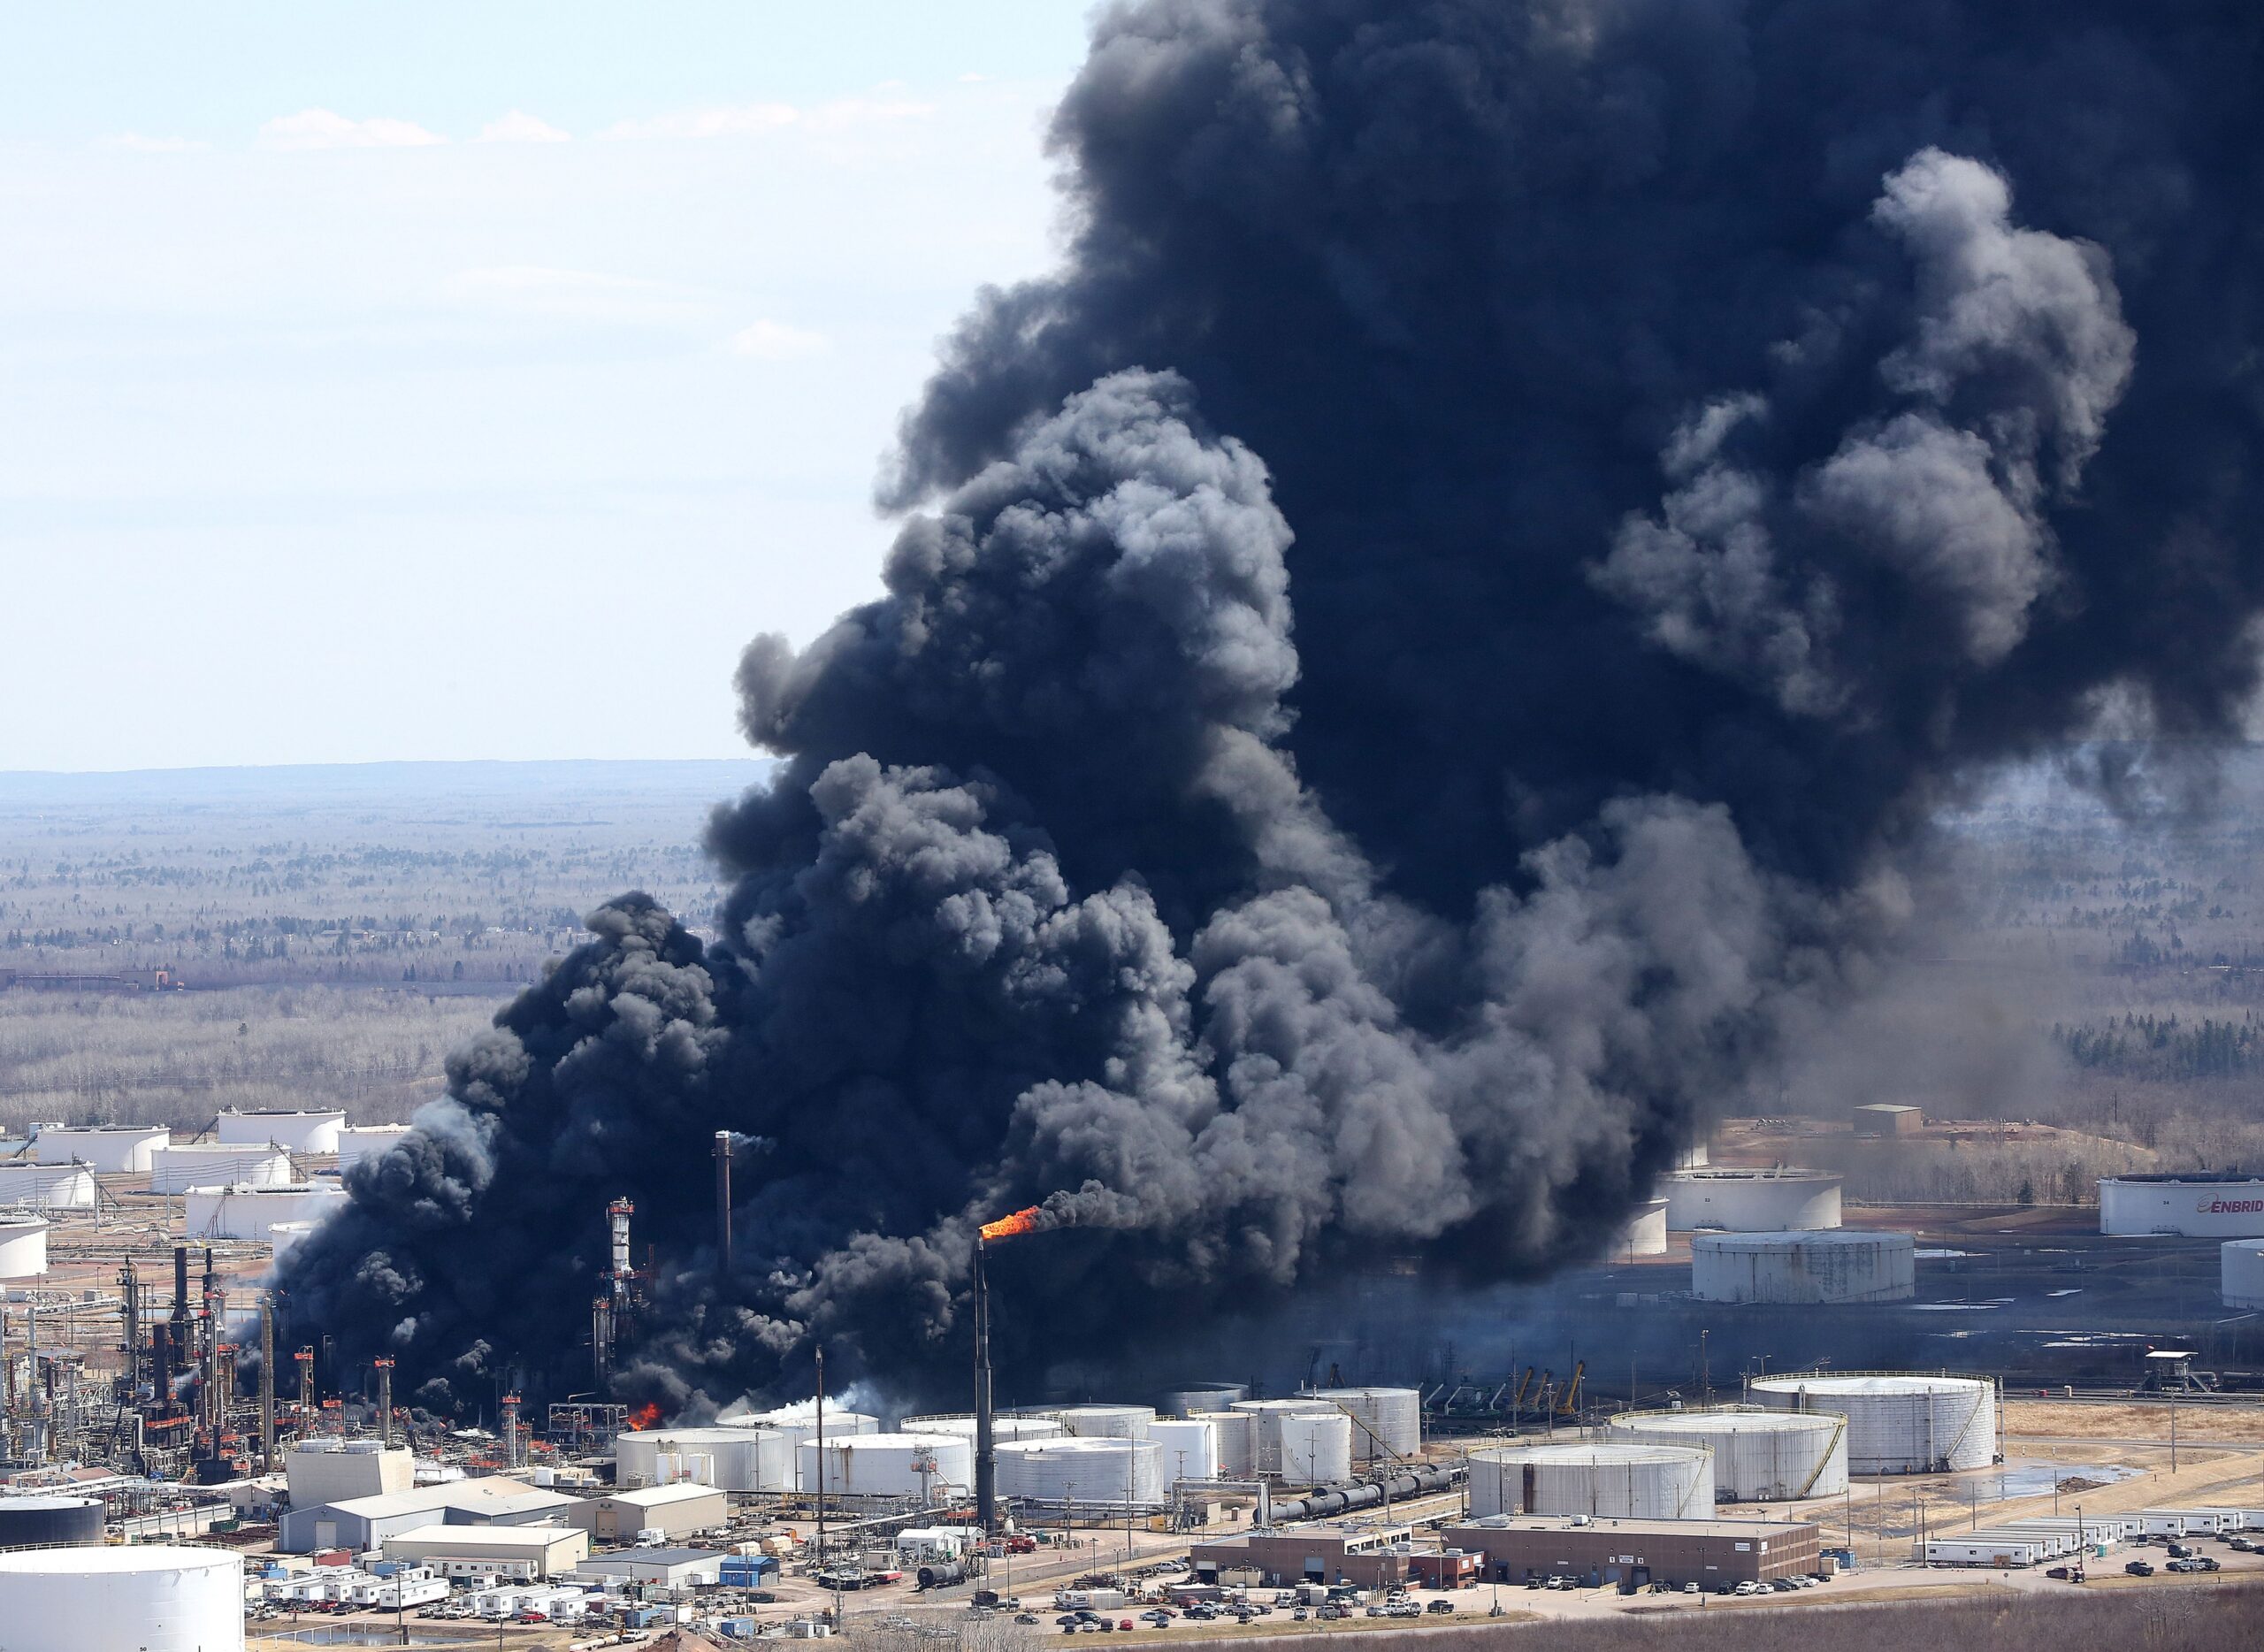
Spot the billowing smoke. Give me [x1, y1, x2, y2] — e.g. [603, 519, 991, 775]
[281, 0, 2264, 1412]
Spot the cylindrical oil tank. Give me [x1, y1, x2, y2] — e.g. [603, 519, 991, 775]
[722, 1400, 879, 1442]
[216, 1108, 346, 1156]
[1660, 1169, 1841, 1231]
[995, 1438, 1166, 1506]
[31, 1125, 169, 1174]
[1748, 1373, 1996, 1474]
[618, 1427, 778, 1492]
[1231, 1401, 1352, 1483]
[1148, 1418, 1220, 1481]
[1208, 1411, 1256, 1476]
[0, 1218, 49, 1281]
[1053, 1404, 1154, 1439]
[1467, 1442, 1715, 1520]
[1615, 1198, 1670, 1258]
[334, 1123, 413, 1172]
[185, 1182, 350, 1243]
[1692, 1230, 1915, 1304]
[2103, 1174, 2264, 1237]
[799, 1433, 973, 1500]
[0, 1545, 245, 1652]
[1607, 1408, 1847, 1501]
[1165, 1382, 1248, 1415]
[0, 1496, 104, 1546]
[1311, 1388, 1422, 1463]
[266, 1220, 317, 1269]
[909, 1413, 1066, 1443]
[148, 1145, 293, 1195]
[0, 1165, 95, 1212]
[2223, 1239, 2264, 1309]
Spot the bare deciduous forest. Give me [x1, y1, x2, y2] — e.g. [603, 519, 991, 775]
[0, 761, 763, 1136]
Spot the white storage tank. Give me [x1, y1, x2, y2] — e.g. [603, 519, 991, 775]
[1208, 1410, 1256, 1476]
[721, 1398, 880, 1444]
[1749, 1373, 1997, 1474]
[1165, 1382, 1248, 1415]
[185, 1182, 350, 1243]
[216, 1107, 347, 1156]
[996, 1437, 1166, 1507]
[0, 1164, 96, 1212]
[32, 1124, 169, 1174]
[267, 1220, 318, 1268]
[0, 1217, 49, 1280]
[1231, 1400, 1352, 1483]
[909, 1413, 1067, 1443]
[1661, 1169, 1841, 1231]
[1468, 1442, 1715, 1520]
[0, 1544, 245, 1652]
[617, 1426, 778, 1492]
[1692, 1230, 1915, 1304]
[799, 1433, 972, 1501]
[1148, 1417, 1220, 1480]
[1607, 1407, 1847, 1501]
[1615, 1198, 1670, 1258]
[2224, 1239, 2264, 1309]
[2102, 1174, 2264, 1237]
[1311, 1388, 1422, 1463]
[335, 1123, 413, 1171]
[1053, 1404, 1155, 1439]
[149, 1144, 293, 1195]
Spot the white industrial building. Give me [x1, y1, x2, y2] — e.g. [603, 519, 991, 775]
[2103, 1174, 2264, 1237]
[184, 1181, 348, 1243]
[1748, 1373, 1997, 1473]
[279, 1475, 581, 1553]
[148, 1144, 293, 1195]
[571, 1548, 727, 1587]
[1660, 1169, 1841, 1231]
[799, 1433, 972, 1502]
[381, 1520, 589, 1579]
[1468, 1442, 1715, 1521]
[1608, 1407, 1847, 1501]
[2224, 1239, 2264, 1308]
[0, 1218, 49, 1280]
[1924, 1532, 2050, 1568]
[31, 1124, 169, 1174]
[996, 1436, 1166, 1508]
[1615, 1198, 1670, 1258]
[0, 1164, 95, 1212]
[1311, 1387, 1422, 1463]
[216, 1107, 347, 1156]
[1691, 1230, 1916, 1304]
[566, 1483, 728, 1542]
[0, 1544, 244, 1652]
[1230, 1400, 1353, 1483]
[334, 1122, 413, 1170]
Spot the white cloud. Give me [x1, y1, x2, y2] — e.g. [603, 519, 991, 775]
[599, 103, 799, 141]
[728, 318, 830, 361]
[598, 97, 933, 141]
[444, 265, 715, 326]
[258, 109, 446, 152]
[102, 132, 205, 153]
[477, 111, 570, 145]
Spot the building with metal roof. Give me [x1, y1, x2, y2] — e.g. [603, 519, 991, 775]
[278, 1474, 581, 1553]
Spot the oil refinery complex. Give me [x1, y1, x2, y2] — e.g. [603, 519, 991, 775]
[2, 1112, 2264, 1644]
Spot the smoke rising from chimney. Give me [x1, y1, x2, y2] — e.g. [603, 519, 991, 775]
[280, 0, 2264, 1412]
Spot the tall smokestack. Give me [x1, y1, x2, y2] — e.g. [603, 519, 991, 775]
[258, 1296, 275, 1471]
[501, 1391, 522, 1469]
[171, 1246, 189, 1331]
[296, 1346, 315, 1417]
[974, 1240, 997, 1537]
[714, 1132, 732, 1280]
[374, 1357, 394, 1449]
[118, 1258, 141, 1403]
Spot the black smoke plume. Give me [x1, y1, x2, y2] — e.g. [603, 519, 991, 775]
[282, 0, 2264, 1412]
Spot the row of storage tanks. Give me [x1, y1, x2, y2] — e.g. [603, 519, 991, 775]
[618, 1387, 1426, 1503]
[0, 1496, 243, 1652]
[1465, 1374, 1996, 1520]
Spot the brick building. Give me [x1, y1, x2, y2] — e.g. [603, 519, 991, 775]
[1440, 1514, 1822, 1590]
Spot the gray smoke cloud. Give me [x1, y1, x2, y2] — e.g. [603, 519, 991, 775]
[281, 0, 2264, 1413]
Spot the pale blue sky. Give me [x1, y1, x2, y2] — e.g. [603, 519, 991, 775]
[0, 4, 1095, 770]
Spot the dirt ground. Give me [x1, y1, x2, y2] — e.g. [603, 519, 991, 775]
[2004, 1398, 2264, 1443]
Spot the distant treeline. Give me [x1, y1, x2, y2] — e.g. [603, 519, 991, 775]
[2056, 1012, 2263, 1079]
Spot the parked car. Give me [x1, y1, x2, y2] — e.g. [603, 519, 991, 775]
[1683, 1582, 1701, 1595]
[2045, 1567, 2070, 1580]
[2126, 1561, 2155, 1577]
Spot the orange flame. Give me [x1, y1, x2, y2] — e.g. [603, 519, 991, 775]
[980, 1205, 1044, 1243]
[624, 1402, 664, 1432]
